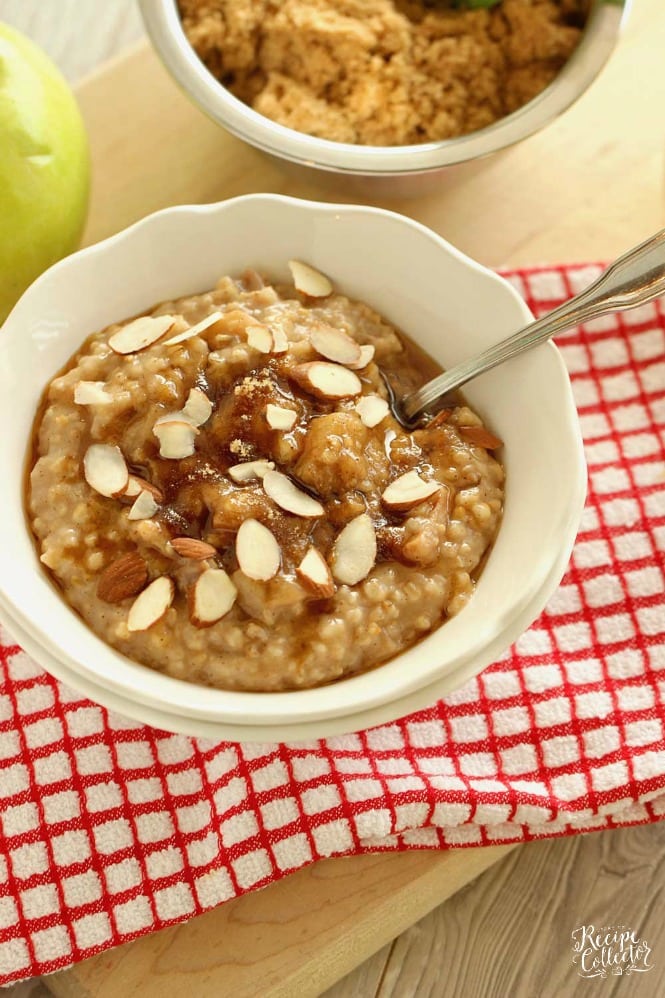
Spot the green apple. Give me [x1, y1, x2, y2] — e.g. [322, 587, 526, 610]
[0, 22, 90, 323]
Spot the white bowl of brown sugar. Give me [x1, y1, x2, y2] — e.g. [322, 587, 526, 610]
[0, 195, 586, 740]
[139, 0, 630, 193]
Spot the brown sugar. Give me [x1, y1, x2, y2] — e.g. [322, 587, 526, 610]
[178, 0, 589, 146]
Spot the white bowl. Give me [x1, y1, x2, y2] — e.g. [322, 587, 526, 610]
[0, 195, 586, 741]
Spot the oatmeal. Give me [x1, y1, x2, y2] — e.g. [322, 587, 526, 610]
[178, 0, 588, 146]
[27, 263, 504, 692]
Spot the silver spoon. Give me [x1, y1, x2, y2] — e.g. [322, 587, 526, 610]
[390, 228, 665, 428]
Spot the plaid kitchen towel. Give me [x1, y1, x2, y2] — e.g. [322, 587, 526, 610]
[0, 262, 664, 985]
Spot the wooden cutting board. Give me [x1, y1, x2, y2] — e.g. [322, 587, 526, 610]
[45, 0, 663, 994]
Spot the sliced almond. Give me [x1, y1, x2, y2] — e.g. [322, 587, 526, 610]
[242, 268, 265, 291]
[124, 477, 142, 498]
[153, 412, 177, 430]
[109, 314, 176, 355]
[355, 394, 389, 428]
[170, 537, 218, 560]
[74, 381, 113, 405]
[154, 389, 212, 432]
[331, 514, 377, 585]
[382, 471, 442, 512]
[83, 444, 129, 498]
[97, 552, 148, 603]
[181, 387, 213, 427]
[189, 569, 237, 627]
[266, 404, 297, 431]
[128, 490, 159, 521]
[288, 260, 333, 298]
[296, 546, 335, 598]
[310, 324, 361, 366]
[428, 408, 453, 429]
[348, 344, 375, 370]
[262, 470, 324, 518]
[290, 362, 362, 401]
[162, 311, 224, 347]
[153, 419, 198, 459]
[459, 425, 504, 450]
[246, 324, 274, 353]
[127, 576, 174, 632]
[271, 328, 289, 354]
[236, 519, 281, 581]
[124, 476, 165, 503]
[228, 459, 275, 483]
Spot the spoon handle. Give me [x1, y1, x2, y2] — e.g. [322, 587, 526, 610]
[403, 228, 665, 421]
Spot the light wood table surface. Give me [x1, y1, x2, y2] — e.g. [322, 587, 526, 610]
[2, 2, 665, 996]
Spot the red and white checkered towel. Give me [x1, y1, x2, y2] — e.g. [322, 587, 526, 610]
[1, 262, 664, 986]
